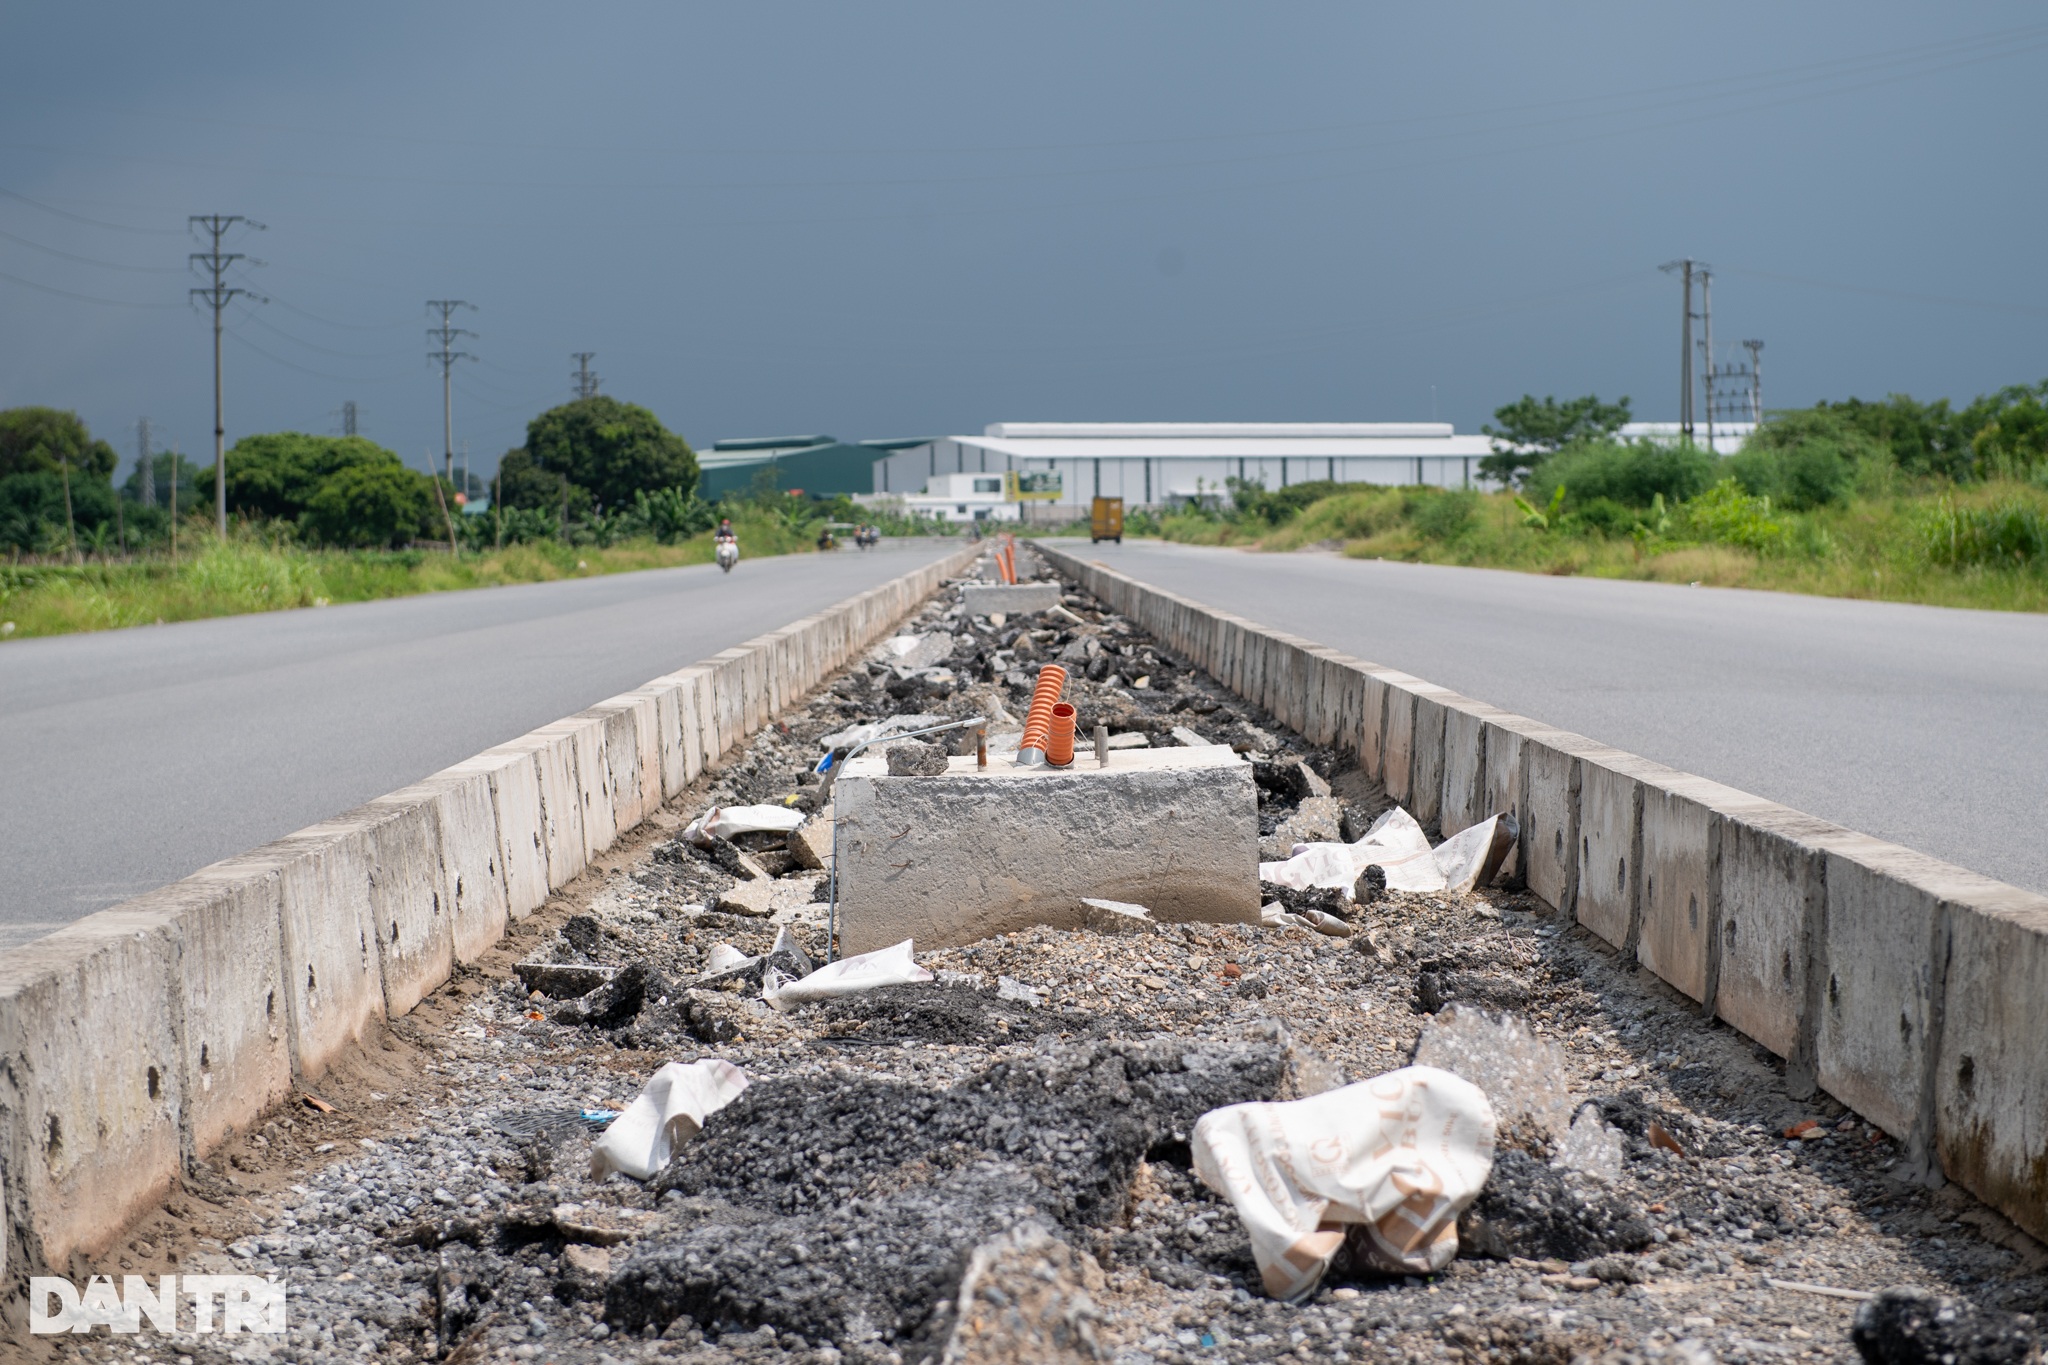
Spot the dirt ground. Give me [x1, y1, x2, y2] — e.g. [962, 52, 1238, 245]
[27, 569, 2045, 1365]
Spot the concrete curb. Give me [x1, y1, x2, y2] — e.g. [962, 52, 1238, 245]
[0, 543, 978, 1280]
[1034, 540, 2048, 1243]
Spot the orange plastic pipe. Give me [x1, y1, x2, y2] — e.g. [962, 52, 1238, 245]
[1018, 665, 1068, 754]
[1045, 702, 1077, 766]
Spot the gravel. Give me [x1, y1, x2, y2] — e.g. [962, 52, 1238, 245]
[69, 568, 2046, 1365]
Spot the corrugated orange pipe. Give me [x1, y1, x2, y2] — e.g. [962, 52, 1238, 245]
[1045, 702, 1077, 766]
[1017, 665, 1067, 759]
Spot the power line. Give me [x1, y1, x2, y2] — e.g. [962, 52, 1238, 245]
[0, 225, 187, 272]
[0, 184, 184, 235]
[227, 300, 413, 359]
[191, 214, 265, 535]
[0, 267, 179, 308]
[427, 300, 476, 484]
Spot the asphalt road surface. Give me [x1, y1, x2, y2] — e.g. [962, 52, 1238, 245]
[0, 541, 961, 948]
[1081, 540, 2048, 896]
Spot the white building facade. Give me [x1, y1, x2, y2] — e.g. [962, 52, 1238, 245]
[870, 422, 1499, 513]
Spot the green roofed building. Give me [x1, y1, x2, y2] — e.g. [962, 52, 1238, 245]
[696, 435, 934, 502]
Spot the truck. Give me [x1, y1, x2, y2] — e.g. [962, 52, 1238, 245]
[1090, 496, 1123, 544]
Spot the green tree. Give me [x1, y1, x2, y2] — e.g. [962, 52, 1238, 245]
[1479, 394, 1632, 486]
[301, 461, 437, 548]
[520, 397, 697, 512]
[223, 432, 405, 521]
[1526, 439, 1717, 509]
[1964, 382, 2048, 479]
[0, 407, 118, 483]
[494, 446, 589, 520]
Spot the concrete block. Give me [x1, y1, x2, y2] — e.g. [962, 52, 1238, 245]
[1575, 751, 1654, 949]
[455, 748, 549, 920]
[1434, 702, 1482, 836]
[0, 911, 185, 1268]
[791, 816, 835, 873]
[1407, 689, 1450, 828]
[1520, 731, 1584, 915]
[1713, 808, 1838, 1062]
[646, 680, 689, 800]
[1633, 773, 1761, 1003]
[595, 695, 659, 834]
[962, 583, 1061, 616]
[411, 767, 512, 964]
[528, 726, 588, 888]
[1474, 717, 1529, 882]
[358, 797, 456, 1020]
[834, 745, 1260, 955]
[1935, 885, 2048, 1242]
[1816, 836, 1955, 1150]
[156, 861, 292, 1156]
[570, 717, 618, 864]
[270, 820, 387, 1081]
[709, 648, 747, 760]
[1331, 661, 1369, 763]
[673, 666, 714, 782]
[1382, 682, 1415, 803]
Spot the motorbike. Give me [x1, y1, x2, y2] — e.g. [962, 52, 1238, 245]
[716, 538, 739, 573]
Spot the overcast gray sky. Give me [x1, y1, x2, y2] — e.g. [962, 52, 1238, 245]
[1, 3, 2042, 479]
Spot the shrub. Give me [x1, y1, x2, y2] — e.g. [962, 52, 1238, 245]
[1406, 488, 1479, 541]
[1527, 439, 1717, 508]
[1922, 497, 2047, 567]
[1226, 477, 1344, 525]
[1731, 410, 1881, 509]
[1560, 496, 1635, 536]
[1681, 479, 1783, 552]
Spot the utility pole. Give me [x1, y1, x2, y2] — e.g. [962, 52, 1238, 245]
[137, 418, 155, 509]
[426, 300, 476, 484]
[190, 215, 264, 536]
[1697, 268, 1714, 454]
[342, 400, 358, 437]
[1658, 259, 1705, 442]
[572, 352, 600, 400]
[1743, 340, 1764, 423]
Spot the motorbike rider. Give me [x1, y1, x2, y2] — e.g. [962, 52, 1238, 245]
[715, 517, 736, 547]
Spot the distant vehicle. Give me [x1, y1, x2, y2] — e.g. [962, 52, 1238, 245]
[1091, 497, 1124, 544]
[716, 537, 739, 573]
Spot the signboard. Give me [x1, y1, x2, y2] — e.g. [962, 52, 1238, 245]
[1003, 470, 1063, 502]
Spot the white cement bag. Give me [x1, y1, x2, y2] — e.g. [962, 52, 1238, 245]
[1192, 1066, 1496, 1300]
[683, 804, 807, 846]
[1430, 815, 1508, 895]
[1259, 807, 1447, 894]
[590, 1059, 751, 1181]
[761, 938, 933, 1012]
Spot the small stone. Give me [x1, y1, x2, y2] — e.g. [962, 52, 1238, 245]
[717, 880, 779, 917]
[886, 740, 950, 777]
[562, 1244, 613, 1277]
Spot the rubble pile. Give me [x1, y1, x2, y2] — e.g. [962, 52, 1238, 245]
[90, 568, 2048, 1365]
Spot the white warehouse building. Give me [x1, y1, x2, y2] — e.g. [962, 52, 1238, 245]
[869, 422, 1498, 515]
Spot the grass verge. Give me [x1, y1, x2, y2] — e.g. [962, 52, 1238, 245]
[1145, 481, 2048, 613]
[0, 513, 830, 641]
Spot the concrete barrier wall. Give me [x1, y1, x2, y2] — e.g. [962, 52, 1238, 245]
[1035, 541, 2048, 1243]
[0, 544, 977, 1281]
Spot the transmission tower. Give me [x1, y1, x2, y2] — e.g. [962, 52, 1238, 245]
[572, 352, 601, 399]
[1742, 340, 1764, 422]
[137, 418, 155, 508]
[343, 399, 358, 437]
[191, 214, 265, 534]
[426, 301, 476, 483]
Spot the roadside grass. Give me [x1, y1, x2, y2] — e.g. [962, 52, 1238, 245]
[1149, 481, 2048, 613]
[0, 510, 832, 641]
